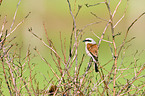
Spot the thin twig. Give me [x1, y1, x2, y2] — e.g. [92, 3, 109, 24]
[0, 15, 7, 38]
[34, 48, 60, 80]
[90, 12, 109, 22]
[118, 12, 145, 57]
[91, 30, 112, 44]
[112, 0, 122, 18]
[98, 22, 110, 48]
[117, 64, 145, 95]
[29, 29, 65, 65]
[105, 1, 117, 96]
[67, 0, 76, 34]
[113, 1, 128, 28]
[27, 46, 36, 96]
[9, 0, 21, 31]
[85, 2, 105, 7]
[7, 12, 31, 38]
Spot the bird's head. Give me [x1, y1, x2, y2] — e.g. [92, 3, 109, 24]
[83, 38, 96, 45]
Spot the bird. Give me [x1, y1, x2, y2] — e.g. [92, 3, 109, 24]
[83, 38, 99, 72]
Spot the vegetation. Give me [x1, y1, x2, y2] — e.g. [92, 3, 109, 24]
[0, 0, 145, 95]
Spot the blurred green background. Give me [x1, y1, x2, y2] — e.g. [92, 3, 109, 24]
[0, 0, 145, 49]
[0, 0, 145, 94]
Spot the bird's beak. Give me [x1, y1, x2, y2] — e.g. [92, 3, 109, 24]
[83, 40, 86, 42]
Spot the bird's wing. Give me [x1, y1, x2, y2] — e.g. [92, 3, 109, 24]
[87, 43, 99, 72]
[87, 44, 98, 61]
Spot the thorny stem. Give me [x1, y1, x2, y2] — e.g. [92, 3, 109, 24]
[118, 12, 145, 57]
[118, 64, 145, 95]
[1, 57, 12, 96]
[105, 0, 117, 96]
[27, 47, 36, 96]
[9, 0, 21, 31]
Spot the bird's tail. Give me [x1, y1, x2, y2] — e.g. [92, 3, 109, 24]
[92, 55, 99, 72]
[89, 52, 99, 72]
[94, 62, 99, 72]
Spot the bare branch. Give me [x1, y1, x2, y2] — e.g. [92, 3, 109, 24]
[85, 2, 105, 7]
[91, 30, 112, 44]
[9, 0, 21, 31]
[6, 12, 31, 38]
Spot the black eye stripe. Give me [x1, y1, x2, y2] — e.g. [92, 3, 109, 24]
[83, 39, 92, 42]
[85, 40, 91, 42]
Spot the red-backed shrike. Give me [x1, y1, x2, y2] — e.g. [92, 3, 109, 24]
[83, 38, 99, 72]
